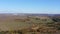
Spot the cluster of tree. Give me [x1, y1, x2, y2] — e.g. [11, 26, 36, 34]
[46, 17, 60, 30]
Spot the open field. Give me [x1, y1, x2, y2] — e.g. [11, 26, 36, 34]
[0, 14, 60, 34]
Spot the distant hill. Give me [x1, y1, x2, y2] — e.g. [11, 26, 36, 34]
[0, 13, 60, 16]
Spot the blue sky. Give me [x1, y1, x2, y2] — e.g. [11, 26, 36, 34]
[0, 0, 60, 14]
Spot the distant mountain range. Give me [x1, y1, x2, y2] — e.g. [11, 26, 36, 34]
[0, 13, 60, 16]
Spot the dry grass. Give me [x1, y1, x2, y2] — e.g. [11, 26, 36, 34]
[0, 15, 60, 34]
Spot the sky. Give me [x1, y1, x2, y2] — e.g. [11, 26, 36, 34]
[0, 0, 60, 14]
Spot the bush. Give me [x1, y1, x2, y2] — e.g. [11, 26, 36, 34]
[35, 18, 40, 20]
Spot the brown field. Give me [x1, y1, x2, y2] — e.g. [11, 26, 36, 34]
[0, 14, 60, 34]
